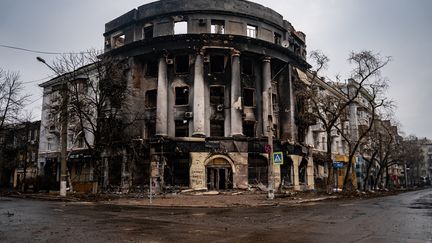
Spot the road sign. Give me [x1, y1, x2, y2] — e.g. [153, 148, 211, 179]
[273, 152, 284, 165]
[333, 162, 344, 169]
[264, 144, 272, 153]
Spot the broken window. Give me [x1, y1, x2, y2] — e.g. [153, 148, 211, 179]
[145, 89, 157, 109]
[243, 88, 255, 107]
[210, 120, 224, 137]
[143, 24, 154, 39]
[164, 156, 190, 187]
[210, 55, 225, 73]
[272, 93, 278, 111]
[174, 21, 188, 35]
[247, 25, 257, 38]
[77, 134, 85, 148]
[211, 20, 225, 34]
[243, 122, 255, 137]
[274, 33, 282, 45]
[242, 58, 253, 76]
[175, 120, 189, 137]
[146, 60, 158, 77]
[248, 155, 268, 185]
[112, 33, 125, 48]
[175, 86, 189, 105]
[146, 122, 156, 138]
[210, 86, 225, 106]
[175, 55, 190, 74]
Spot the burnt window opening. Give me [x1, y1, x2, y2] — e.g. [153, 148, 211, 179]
[211, 20, 225, 34]
[248, 155, 268, 185]
[77, 135, 85, 148]
[210, 120, 224, 137]
[274, 33, 282, 45]
[112, 33, 125, 48]
[143, 25, 154, 39]
[164, 156, 190, 187]
[146, 122, 156, 138]
[174, 21, 188, 35]
[175, 120, 189, 137]
[242, 58, 253, 76]
[146, 60, 158, 77]
[145, 89, 157, 108]
[210, 55, 225, 73]
[175, 55, 190, 74]
[272, 93, 278, 111]
[243, 88, 255, 107]
[175, 86, 189, 106]
[210, 86, 225, 106]
[243, 122, 255, 137]
[247, 25, 257, 38]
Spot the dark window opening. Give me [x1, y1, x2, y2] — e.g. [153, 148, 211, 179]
[242, 58, 253, 75]
[243, 122, 255, 137]
[210, 86, 225, 106]
[146, 122, 156, 138]
[274, 33, 282, 45]
[210, 55, 225, 73]
[175, 55, 190, 74]
[145, 89, 157, 108]
[272, 93, 278, 111]
[175, 120, 189, 137]
[164, 157, 190, 187]
[175, 87, 189, 106]
[143, 25, 154, 39]
[210, 120, 224, 137]
[248, 156, 268, 185]
[243, 88, 255, 107]
[280, 158, 293, 185]
[146, 61, 158, 77]
[211, 20, 225, 34]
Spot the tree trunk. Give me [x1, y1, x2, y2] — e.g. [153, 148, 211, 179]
[363, 159, 374, 191]
[325, 131, 334, 193]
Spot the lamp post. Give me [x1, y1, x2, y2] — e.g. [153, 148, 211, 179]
[37, 57, 69, 197]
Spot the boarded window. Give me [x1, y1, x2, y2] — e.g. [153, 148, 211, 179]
[210, 55, 225, 73]
[247, 25, 257, 38]
[243, 122, 255, 137]
[210, 86, 225, 105]
[243, 88, 255, 107]
[210, 120, 224, 137]
[146, 61, 158, 77]
[143, 25, 154, 39]
[211, 20, 225, 34]
[175, 120, 189, 137]
[175, 55, 190, 73]
[145, 89, 157, 108]
[174, 21, 188, 35]
[175, 86, 189, 105]
[242, 58, 253, 75]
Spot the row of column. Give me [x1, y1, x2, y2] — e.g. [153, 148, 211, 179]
[155, 51, 274, 138]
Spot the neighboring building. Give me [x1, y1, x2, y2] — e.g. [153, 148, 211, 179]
[38, 0, 316, 192]
[419, 138, 432, 184]
[0, 121, 40, 190]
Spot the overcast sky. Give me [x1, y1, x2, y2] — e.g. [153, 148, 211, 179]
[1, 0, 431, 138]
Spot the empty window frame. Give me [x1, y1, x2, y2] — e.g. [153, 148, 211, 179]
[243, 122, 255, 137]
[146, 60, 158, 77]
[243, 88, 255, 107]
[175, 55, 190, 74]
[210, 55, 225, 73]
[175, 86, 189, 106]
[145, 89, 157, 108]
[247, 25, 257, 38]
[210, 120, 224, 137]
[211, 20, 225, 34]
[274, 33, 282, 45]
[146, 122, 156, 138]
[242, 58, 253, 75]
[174, 21, 188, 35]
[175, 120, 189, 137]
[210, 86, 225, 106]
[112, 33, 125, 48]
[143, 24, 154, 39]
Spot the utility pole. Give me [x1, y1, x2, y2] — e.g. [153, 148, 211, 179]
[267, 88, 275, 200]
[37, 57, 68, 197]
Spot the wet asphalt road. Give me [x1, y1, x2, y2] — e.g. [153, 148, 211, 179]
[0, 189, 431, 243]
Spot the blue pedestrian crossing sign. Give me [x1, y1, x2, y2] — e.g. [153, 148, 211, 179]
[272, 152, 284, 165]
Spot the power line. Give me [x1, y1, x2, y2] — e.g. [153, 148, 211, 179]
[22, 74, 56, 84]
[0, 44, 101, 55]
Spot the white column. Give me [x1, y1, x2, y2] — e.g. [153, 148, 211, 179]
[156, 56, 168, 136]
[262, 57, 272, 137]
[230, 50, 243, 137]
[193, 52, 206, 137]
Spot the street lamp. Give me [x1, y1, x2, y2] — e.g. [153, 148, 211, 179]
[37, 56, 69, 197]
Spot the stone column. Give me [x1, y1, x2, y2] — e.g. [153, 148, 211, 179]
[156, 56, 168, 137]
[291, 155, 301, 191]
[230, 50, 243, 137]
[306, 156, 315, 190]
[262, 57, 272, 137]
[288, 66, 296, 141]
[193, 52, 206, 137]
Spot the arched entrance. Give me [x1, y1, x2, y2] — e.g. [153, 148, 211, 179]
[206, 157, 233, 190]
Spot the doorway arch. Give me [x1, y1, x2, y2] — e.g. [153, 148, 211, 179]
[205, 155, 234, 190]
